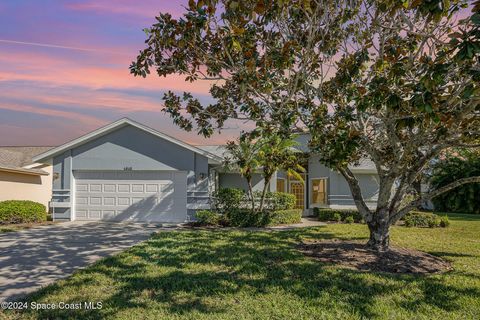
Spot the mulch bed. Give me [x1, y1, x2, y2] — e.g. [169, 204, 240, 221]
[298, 240, 452, 274]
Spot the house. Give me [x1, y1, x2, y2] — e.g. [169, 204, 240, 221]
[0, 146, 53, 207]
[32, 118, 379, 222]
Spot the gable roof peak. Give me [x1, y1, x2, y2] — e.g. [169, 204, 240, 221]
[32, 118, 222, 164]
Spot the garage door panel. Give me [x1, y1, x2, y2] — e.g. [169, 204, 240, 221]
[74, 171, 187, 222]
[103, 184, 116, 192]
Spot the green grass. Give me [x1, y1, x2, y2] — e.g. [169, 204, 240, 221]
[6, 213, 480, 320]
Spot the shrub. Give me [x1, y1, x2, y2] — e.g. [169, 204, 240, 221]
[269, 209, 302, 225]
[314, 208, 362, 223]
[269, 192, 296, 210]
[344, 216, 354, 224]
[404, 211, 442, 228]
[227, 209, 268, 227]
[439, 215, 450, 228]
[333, 212, 342, 222]
[0, 200, 47, 224]
[212, 188, 245, 214]
[226, 208, 302, 227]
[195, 210, 220, 226]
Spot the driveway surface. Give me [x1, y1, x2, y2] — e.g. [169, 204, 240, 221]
[0, 222, 159, 302]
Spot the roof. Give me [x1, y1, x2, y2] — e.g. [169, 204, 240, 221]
[195, 145, 229, 158]
[348, 158, 376, 173]
[0, 165, 49, 176]
[32, 118, 223, 164]
[196, 144, 377, 173]
[0, 146, 52, 176]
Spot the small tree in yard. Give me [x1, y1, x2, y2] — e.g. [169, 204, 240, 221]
[255, 131, 305, 211]
[224, 135, 261, 211]
[131, 0, 480, 251]
[224, 130, 304, 212]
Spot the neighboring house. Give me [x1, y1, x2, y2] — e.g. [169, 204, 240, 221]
[0, 146, 53, 207]
[32, 118, 379, 222]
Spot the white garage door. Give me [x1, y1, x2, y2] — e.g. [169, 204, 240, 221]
[74, 171, 187, 222]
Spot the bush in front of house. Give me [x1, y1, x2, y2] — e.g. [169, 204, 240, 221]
[0, 200, 47, 224]
[313, 208, 363, 223]
[269, 209, 302, 225]
[344, 216, 354, 224]
[226, 208, 302, 227]
[227, 209, 268, 227]
[195, 210, 221, 226]
[403, 211, 449, 228]
[268, 192, 296, 210]
[212, 188, 245, 214]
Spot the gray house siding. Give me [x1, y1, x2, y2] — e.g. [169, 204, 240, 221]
[218, 172, 276, 192]
[52, 125, 209, 220]
[329, 172, 379, 208]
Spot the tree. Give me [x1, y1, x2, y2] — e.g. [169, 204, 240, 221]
[429, 148, 480, 214]
[131, 0, 480, 251]
[255, 131, 305, 211]
[224, 134, 261, 211]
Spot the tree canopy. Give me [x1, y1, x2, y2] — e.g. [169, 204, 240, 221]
[132, 0, 480, 250]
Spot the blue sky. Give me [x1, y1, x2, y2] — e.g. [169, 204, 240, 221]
[0, 0, 239, 146]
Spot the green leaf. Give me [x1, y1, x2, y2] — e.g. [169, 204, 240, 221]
[472, 13, 480, 25]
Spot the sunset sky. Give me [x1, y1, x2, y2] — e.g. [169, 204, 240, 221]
[0, 0, 241, 146]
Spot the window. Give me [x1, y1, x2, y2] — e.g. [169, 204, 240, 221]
[276, 178, 286, 193]
[311, 179, 327, 205]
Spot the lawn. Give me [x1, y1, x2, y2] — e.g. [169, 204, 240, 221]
[5, 213, 480, 320]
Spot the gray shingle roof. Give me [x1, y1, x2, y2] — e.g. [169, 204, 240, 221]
[0, 146, 53, 175]
[0, 146, 54, 167]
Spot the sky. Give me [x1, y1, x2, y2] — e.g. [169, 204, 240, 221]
[0, 0, 241, 146]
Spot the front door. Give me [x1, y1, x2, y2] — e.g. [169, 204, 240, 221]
[290, 181, 305, 209]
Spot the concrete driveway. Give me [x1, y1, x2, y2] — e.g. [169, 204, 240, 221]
[0, 222, 159, 302]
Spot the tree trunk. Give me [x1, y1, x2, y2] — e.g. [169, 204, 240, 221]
[247, 179, 255, 212]
[258, 174, 273, 212]
[366, 210, 390, 251]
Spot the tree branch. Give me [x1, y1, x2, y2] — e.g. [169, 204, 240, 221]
[338, 167, 373, 221]
[389, 176, 480, 224]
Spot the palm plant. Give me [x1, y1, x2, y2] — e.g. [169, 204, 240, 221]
[224, 135, 261, 211]
[257, 133, 305, 212]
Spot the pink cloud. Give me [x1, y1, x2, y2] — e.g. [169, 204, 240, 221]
[0, 49, 214, 95]
[66, 0, 187, 18]
[0, 103, 106, 128]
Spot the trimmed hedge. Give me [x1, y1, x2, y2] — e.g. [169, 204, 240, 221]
[212, 188, 245, 215]
[195, 210, 220, 226]
[0, 200, 47, 224]
[313, 208, 363, 223]
[268, 192, 296, 210]
[213, 188, 297, 213]
[227, 209, 268, 227]
[227, 208, 302, 227]
[404, 211, 449, 228]
[269, 209, 302, 226]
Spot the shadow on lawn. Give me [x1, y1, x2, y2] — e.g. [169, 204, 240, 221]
[21, 227, 480, 319]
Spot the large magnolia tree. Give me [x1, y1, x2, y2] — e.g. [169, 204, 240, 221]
[131, 0, 480, 251]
